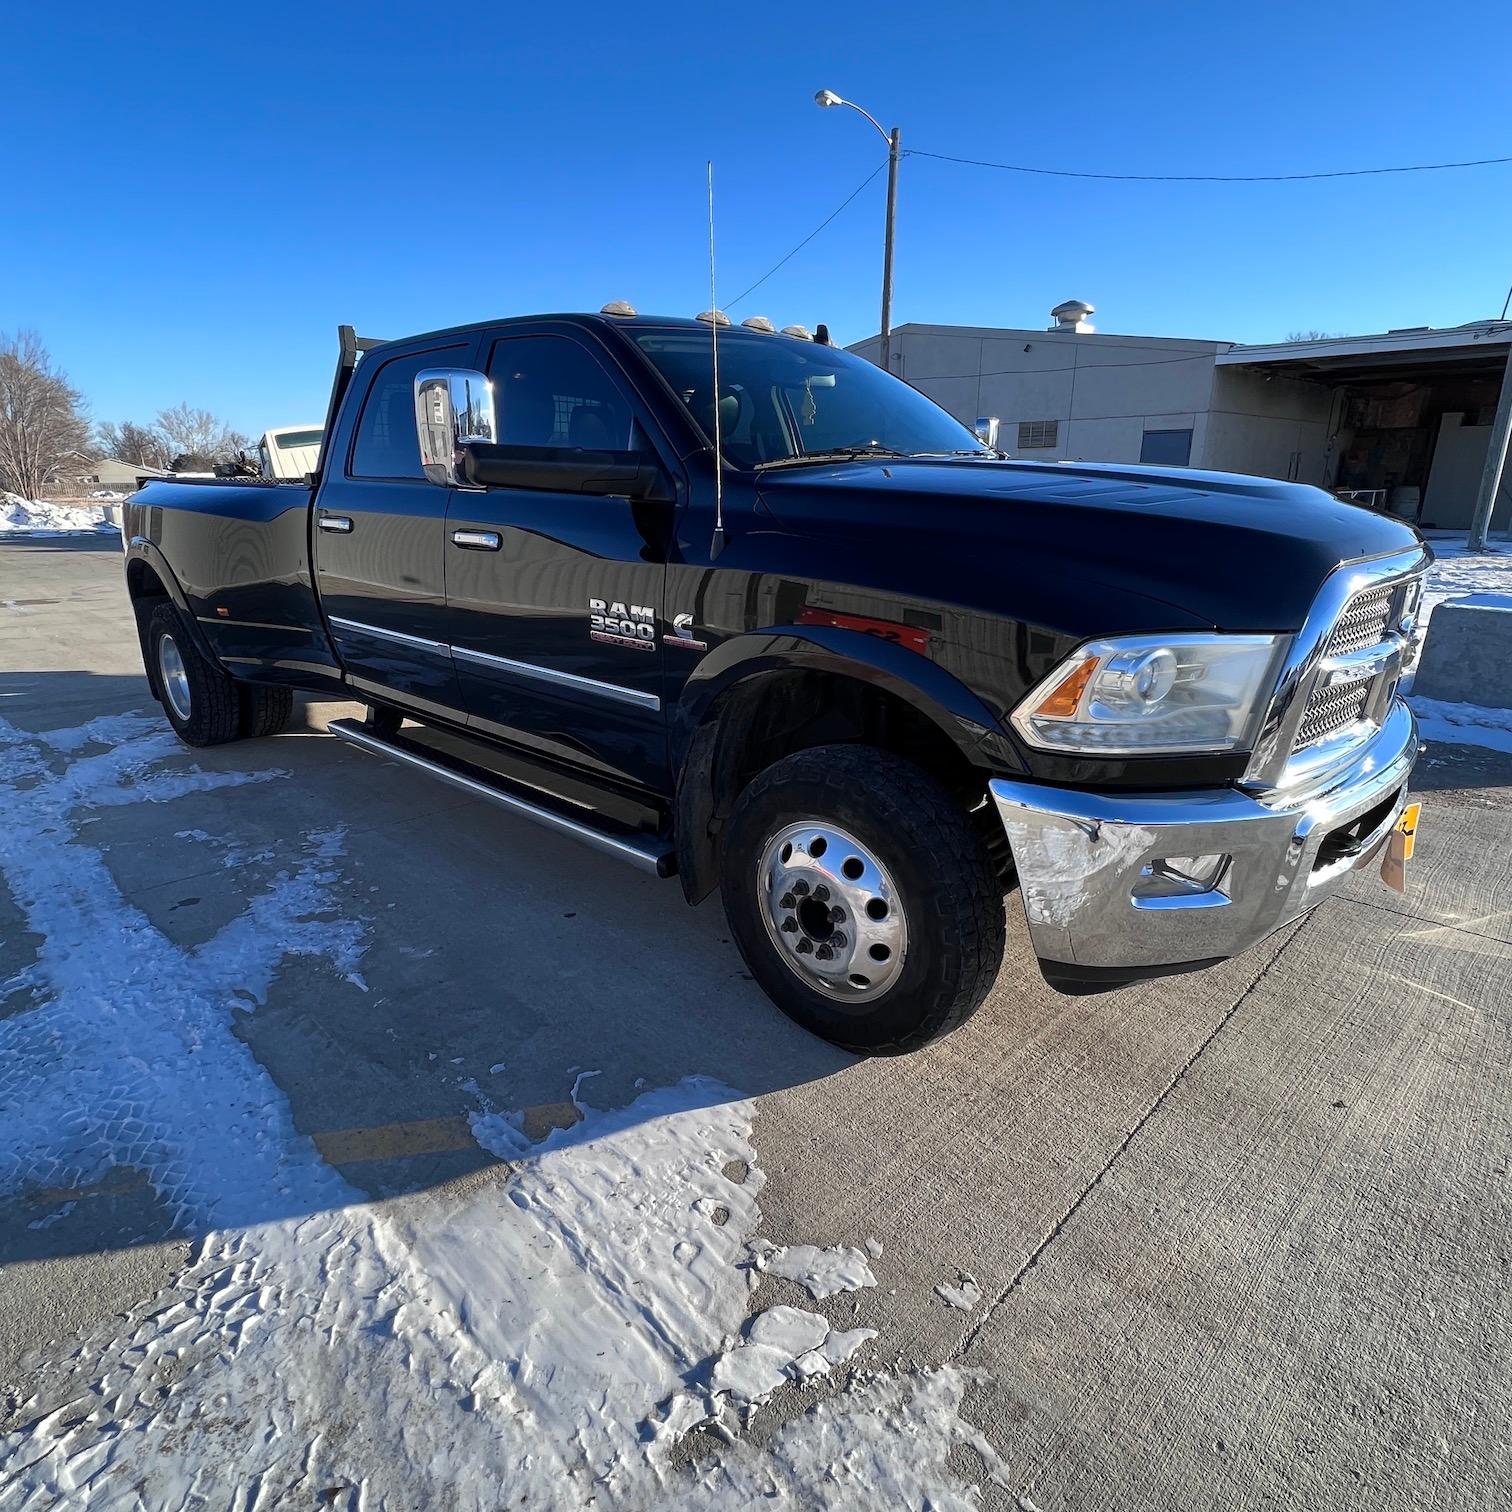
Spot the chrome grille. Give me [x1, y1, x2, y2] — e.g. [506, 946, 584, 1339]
[1296, 680, 1372, 747]
[1245, 549, 1426, 790]
[1292, 575, 1418, 755]
[1324, 584, 1395, 657]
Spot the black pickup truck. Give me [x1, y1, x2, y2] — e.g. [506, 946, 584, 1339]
[122, 310, 1427, 1052]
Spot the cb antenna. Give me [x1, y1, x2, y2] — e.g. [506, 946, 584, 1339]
[707, 160, 727, 560]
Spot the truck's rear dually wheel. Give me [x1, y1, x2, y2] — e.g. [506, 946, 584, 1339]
[721, 744, 1006, 1054]
[147, 602, 241, 747]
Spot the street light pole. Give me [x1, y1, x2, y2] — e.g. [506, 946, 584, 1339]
[880, 126, 900, 374]
[816, 90, 899, 372]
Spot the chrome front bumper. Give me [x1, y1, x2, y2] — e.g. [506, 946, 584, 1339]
[989, 698, 1419, 986]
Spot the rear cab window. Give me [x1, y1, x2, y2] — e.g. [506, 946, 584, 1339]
[348, 347, 465, 480]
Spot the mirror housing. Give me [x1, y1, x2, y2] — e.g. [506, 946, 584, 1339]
[460, 442, 673, 502]
[974, 415, 1001, 449]
[414, 368, 496, 486]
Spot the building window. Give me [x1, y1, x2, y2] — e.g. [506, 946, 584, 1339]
[1017, 420, 1058, 450]
[1140, 428, 1193, 466]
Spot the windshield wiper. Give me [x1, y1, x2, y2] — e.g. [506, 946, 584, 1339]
[912, 448, 999, 459]
[757, 444, 912, 469]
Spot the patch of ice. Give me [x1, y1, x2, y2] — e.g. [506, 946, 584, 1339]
[751, 1237, 878, 1298]
[672, 1367, 1009, 1510]
[935, 1273, 984, 1310]
[28, 1199, 76, 1230]
[748, 1303, 830, 1355]
[569, 1065, 602, 1109]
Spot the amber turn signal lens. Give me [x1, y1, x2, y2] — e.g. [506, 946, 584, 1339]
[1037, 657, 1097, 718]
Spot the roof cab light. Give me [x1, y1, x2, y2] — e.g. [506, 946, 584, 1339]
[1011, 634, 1284, 756]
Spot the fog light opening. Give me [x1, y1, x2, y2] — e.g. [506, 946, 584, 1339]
[1136, 852, 1231, 899]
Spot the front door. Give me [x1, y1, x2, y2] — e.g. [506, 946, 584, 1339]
[314, 339, 477, 719]
[444, 329, 674, 790]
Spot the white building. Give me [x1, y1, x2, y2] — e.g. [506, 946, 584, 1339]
[849, 303, 1512, 534]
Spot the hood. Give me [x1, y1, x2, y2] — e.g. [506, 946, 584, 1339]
[754, 457, 1424, 633]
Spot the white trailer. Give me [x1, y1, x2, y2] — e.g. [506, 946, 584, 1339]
[258, 425, 324, 480]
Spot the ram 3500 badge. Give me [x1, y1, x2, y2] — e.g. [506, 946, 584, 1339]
[122, 311, 1427, 1053]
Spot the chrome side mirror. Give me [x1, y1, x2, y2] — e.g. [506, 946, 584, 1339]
[974, 415, 1000, 449]
[414, 369, 496, 486]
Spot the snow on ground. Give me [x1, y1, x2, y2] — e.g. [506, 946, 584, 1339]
[1418, 532, 1512, 627]
[1408, 695, 1512, 755]
[0, 714, 1005, 1509]
[1, 494, 116, 535]
[1403, 534, 1512, 753]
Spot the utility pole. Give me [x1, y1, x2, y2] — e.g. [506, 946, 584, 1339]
[1468, 340, 1512, 551]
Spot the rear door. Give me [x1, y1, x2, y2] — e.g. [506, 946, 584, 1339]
[444, 327, 676, 790]
[314, 337, 477, 719]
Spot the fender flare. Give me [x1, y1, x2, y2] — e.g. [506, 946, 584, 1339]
[671, 624, 1002, 768]
[123, 536, 223, 670]
[670, 625, 1003, 903]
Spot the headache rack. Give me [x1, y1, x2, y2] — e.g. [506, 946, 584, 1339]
[312, 325, 388, 486]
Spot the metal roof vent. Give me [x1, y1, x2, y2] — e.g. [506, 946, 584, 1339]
[1049, 299, 1095, 333]
[741, 315, 776, 333]
[600, 300, 638, 317]
[696, 309, 732, 327]
[780, 324, 813, 340]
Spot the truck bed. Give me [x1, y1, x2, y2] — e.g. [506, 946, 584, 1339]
[125, 478, 337, 688]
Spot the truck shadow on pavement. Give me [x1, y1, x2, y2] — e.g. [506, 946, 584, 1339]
[0, 672, 852, 1271]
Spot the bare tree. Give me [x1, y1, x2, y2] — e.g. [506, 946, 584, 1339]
[1286, 329, 1348, 342]
[155, 402, 249, 464]
[0, 330, 92, 500]
[96, 419, 172, 470]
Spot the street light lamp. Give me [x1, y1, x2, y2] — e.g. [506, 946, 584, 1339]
[815, 89, 901, 373]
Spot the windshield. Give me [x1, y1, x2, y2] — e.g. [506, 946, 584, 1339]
[633, 329, 988, 467]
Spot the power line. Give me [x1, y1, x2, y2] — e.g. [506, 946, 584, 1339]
[723, 144, 1512, 322]
[727, 159, 889, 309]
[910, 348, 1237, 382]
[909, 147, 1512, 182]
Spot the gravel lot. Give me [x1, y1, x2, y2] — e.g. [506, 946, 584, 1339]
[1, 536, 1508, 1509]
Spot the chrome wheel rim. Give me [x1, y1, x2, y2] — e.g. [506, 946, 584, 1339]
[157, 632, 192, 721]
[757, 821, 907, 1003]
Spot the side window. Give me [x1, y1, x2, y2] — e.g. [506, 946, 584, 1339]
[487, 335, 639, 452]
[350, 350, 454, 480]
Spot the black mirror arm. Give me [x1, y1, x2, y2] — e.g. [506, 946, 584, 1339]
[460, 443, 672, 502]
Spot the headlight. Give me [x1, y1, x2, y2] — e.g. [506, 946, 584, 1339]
[1011, 634, 1284, 755]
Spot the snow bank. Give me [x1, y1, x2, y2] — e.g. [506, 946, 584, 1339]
[0, 713, 1007, 1509]
[1408, 694, 1512, 755]
[1, 492, 116, 535]
[1419, 536, 1512, 628]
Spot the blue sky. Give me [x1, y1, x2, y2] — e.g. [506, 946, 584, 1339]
[5, 1, 1510, 438]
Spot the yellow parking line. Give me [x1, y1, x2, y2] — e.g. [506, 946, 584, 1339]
[312, 1116, 479, 1164]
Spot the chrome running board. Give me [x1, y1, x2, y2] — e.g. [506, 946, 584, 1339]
[328, 718, 675, 877]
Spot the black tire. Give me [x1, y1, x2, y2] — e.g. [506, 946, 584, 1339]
[720, 744, 1006, 1054]
[239, 683, 295, 738]
[145, 601, 241, 747]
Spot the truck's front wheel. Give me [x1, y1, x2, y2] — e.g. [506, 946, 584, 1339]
[147, 602, 241, 747]
[720, 745, 1006, 1054]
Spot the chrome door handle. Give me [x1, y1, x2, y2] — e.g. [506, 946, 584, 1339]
[452, 529, 502, 551]
[318, 515, 353, 533]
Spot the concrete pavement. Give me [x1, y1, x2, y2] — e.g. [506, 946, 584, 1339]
[1, 537, 1507, 1509]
